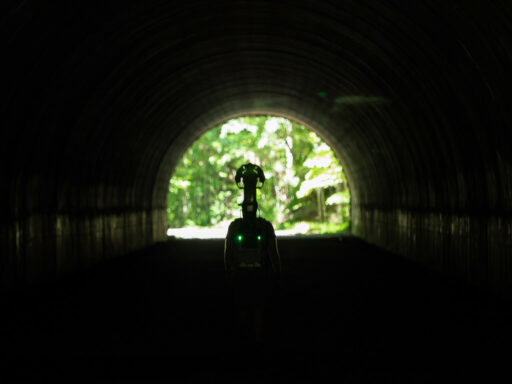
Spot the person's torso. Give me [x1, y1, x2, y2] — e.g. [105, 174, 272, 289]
[229, 218, 271, 271]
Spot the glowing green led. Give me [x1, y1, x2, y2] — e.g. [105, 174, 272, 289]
[237, 234, 243, 242]
[257, 235, 262, 241]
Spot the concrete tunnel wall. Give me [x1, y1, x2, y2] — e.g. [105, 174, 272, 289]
[2, 1, 512, 296]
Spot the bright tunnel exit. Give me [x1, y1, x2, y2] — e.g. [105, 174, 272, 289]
[167, 116, 350, 239]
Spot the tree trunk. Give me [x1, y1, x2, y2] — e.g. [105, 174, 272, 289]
[336, 184, 343, 224]
[316, 188, 325, 222]
[204, 168, 211, 225]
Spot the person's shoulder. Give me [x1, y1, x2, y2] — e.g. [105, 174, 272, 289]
[228, 218, 243, 230]
[257, 217, 276, 231]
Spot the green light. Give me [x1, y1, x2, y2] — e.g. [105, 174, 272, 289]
[237, 234, 243, 242]
[257, 235, 262, 241]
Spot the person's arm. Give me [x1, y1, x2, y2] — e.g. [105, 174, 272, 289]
[266, 222, 281, 279]
[224, 221, 237, 282]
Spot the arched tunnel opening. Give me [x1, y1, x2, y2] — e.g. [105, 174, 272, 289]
[166, 115, 351, 239]
[2, 1, 512, 381]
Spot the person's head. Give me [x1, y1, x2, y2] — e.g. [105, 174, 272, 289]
[235, 163, 265, 219]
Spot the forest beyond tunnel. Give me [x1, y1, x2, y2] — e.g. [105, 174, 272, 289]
[166, 116, 351, 238]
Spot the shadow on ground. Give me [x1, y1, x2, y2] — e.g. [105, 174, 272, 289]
[1, 237, 511, 382]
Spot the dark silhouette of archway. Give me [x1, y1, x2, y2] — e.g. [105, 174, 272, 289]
[2, 1, 511, 296]
[2, 2, 512, 381]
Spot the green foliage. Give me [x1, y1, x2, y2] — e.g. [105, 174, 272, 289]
[168, 116, 350, 234]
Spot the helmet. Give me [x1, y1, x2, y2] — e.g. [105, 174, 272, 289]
[235, 163, 265, 189]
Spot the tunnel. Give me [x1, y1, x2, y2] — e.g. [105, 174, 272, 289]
[2, 1, 512, 381]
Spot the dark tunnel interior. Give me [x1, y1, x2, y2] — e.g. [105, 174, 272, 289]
[2, 1, 512, 381]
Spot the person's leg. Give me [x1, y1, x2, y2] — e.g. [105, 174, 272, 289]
[234, 300, 250, 343]
[252, 303, 264, 343]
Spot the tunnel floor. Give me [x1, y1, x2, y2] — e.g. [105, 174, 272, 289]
[2, 237, 511, 382]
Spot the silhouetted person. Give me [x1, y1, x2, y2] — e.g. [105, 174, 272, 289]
[224, 163, 281, 344]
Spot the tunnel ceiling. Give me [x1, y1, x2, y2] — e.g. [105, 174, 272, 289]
[2, 1, 512, 294]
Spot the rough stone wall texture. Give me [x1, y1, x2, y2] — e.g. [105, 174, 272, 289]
[2, 1, 511, 295]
